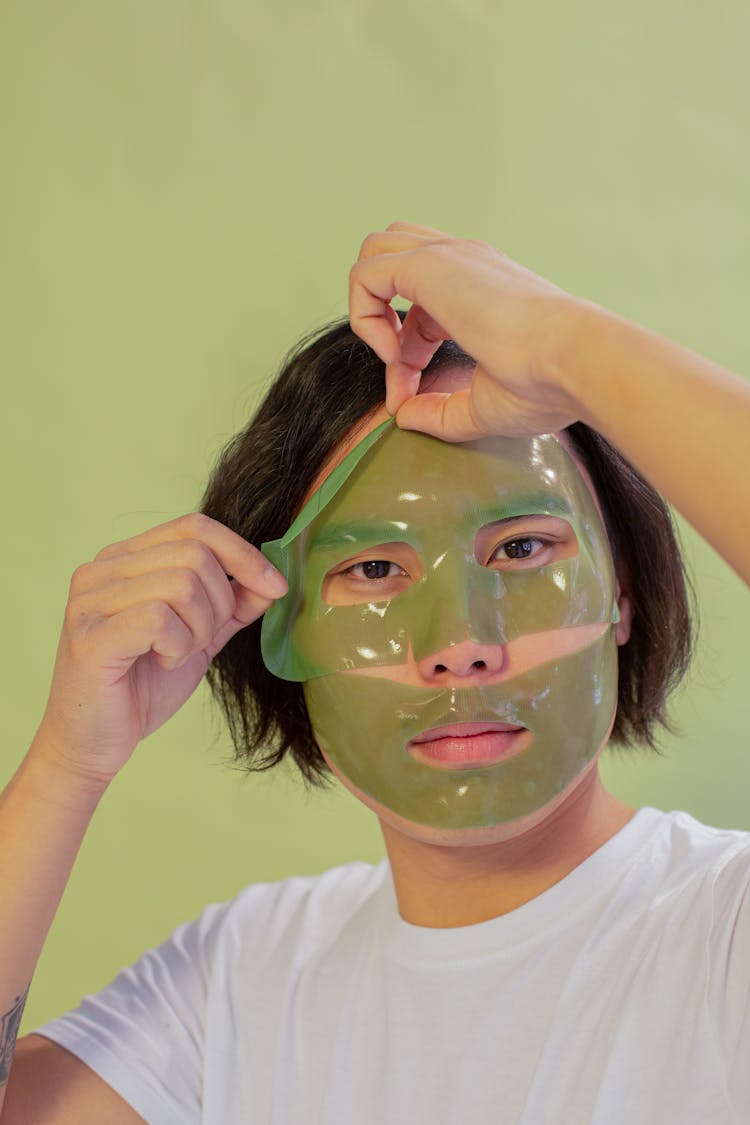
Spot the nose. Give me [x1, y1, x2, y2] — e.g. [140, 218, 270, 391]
[416, 637, 505, 683]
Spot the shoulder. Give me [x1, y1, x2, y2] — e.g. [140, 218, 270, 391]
[28, 860, 391, 1122]
[587, 807, 750, 942]
[626, 808, 750, 950]
[226, 857, 388, 919]
[202, 859, 390, 965]
[646, 811, 750, 1065]
[647, 808, 750, 881]
[634, 807, 750, 898]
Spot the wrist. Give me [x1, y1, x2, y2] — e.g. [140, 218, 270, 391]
[24, 726, 113, 813]
[544, 296, 614, 428]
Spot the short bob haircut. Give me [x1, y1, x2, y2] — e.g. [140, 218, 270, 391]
[201, 316, 695, 787]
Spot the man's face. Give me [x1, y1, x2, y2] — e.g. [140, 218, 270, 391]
[262, 418, 624, 834]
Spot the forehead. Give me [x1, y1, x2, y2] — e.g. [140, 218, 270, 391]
[307, 425, 591, 545]
[307, 365, 597, 517]
[305, 363, 472, 496]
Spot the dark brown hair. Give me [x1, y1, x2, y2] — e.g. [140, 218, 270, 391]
[201, 317, 695, 786]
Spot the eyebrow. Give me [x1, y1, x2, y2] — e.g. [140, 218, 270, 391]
[308, 495, 573, 554]
[467, 493, 572, 525]
[309, 522, 409, 552]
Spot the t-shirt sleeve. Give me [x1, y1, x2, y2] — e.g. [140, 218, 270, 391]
[33, 899, 230, 1125]
[707, 838, 750, 1114]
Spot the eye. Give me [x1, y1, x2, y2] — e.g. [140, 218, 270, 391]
[491, 536, 548, 563]
[345, 560, 407, 581]
[322, 542, 419, 606]
[477, 515, 578, 571]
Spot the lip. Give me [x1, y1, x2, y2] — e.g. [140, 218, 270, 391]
[407, 722, 531, 770]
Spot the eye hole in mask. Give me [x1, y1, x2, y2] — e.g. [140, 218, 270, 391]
[321, 515, 579, 606]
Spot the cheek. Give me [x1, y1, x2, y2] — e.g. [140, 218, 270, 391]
[293, 556, 616, 678]
[302, 633, 619, 831]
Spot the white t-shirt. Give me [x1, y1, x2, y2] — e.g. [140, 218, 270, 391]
[36, 807, 750, 1124]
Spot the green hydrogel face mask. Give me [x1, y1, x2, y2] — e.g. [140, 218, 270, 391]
[304, 635, 618, 829]
[261, 421, 621, 830]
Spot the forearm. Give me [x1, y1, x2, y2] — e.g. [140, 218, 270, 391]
[0, 732, 108, 1108]
[564, 300, 750, 584]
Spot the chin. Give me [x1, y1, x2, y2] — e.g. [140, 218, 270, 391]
[320, 747, 606, 850]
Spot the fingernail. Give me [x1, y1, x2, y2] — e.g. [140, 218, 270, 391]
[264, 565, 288, 596]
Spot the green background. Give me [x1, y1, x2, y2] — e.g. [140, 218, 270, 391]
[2, 1, 748, 1033]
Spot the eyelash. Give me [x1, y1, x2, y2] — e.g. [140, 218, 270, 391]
[343, 560, 408, 582]
[488, 536, 551, 564]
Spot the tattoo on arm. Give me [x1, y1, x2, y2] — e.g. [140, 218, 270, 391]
[0, 986, 29, 1086]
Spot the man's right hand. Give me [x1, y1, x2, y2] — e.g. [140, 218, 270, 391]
[32, 512, 288, 789]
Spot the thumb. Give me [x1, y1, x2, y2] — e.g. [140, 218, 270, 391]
[205, 594, 274, 661]
[395, 388, 486, 443]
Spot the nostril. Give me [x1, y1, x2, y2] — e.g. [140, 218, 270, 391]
[433, 659, 489, 675]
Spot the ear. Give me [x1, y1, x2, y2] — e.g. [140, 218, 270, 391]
[615, 581, 632, 646]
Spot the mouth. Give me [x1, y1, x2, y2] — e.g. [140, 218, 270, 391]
[407, 722, 532, 771]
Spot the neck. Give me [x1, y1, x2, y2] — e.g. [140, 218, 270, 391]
[379, 766, 636, 928]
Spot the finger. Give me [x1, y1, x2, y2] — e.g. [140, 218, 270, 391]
[385, 361, 424, 415]
[204, 592, 275, 660]
[383, 303, 455, 414]
[85, 600, 195, 675]
[348, 253, 407, 362]
[395, 389, 487, 443]
[72, 552, 237, 661]
[385, 220, 451, 238]
[398, 304, 450, 370]
[73, 568, 226, 655]
[349, 251, 423, 363]
[74, 540, 236, 626]
[357, 228, 433, 261]
[81, 583, 273, 679]
[94, 513, 287, 599]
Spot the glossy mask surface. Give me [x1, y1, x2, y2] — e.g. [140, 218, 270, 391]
[261, 422, 621, 829]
